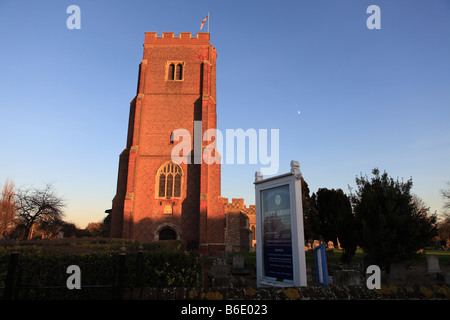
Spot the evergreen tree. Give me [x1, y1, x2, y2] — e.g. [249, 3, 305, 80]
[351, 168, 437, 271]
[315, 188, 358, 264]
[300, 178, 320, 241]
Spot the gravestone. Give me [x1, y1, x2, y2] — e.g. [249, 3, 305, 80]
[426, 255, 440, 273]
[208, 263, 230, 288]
[333, 270, 361, 286]
[313, 240, 320, 249]
[233, 254, 244, 269]
[232, 254, 249, 275]
[444, 272, 450, 285]
[387, 262, 407, 283]
[219, 251, 228, 263]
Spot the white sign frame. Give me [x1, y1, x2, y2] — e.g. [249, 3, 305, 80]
[254, 161, 307, 287]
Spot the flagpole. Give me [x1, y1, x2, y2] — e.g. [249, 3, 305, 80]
[207, 12, 209, 33]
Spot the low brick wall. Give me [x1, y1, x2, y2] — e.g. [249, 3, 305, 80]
[124, 284, 450, 300]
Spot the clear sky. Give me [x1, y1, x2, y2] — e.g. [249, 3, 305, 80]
[1, 0, 449, 228]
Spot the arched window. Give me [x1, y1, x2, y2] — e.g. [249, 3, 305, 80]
[175, 63, 183, 80]
[167, 63, 175, 80]
[157, 162, 182, 198]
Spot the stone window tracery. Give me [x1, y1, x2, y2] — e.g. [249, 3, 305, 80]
[156, 162, 182, 198]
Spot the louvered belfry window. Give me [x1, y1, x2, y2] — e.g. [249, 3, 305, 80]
[157, 162, 182, 198]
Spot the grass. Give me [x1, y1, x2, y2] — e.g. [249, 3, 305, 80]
[225, 249, 365, 266]
[225, 248, 450, 268]
[227, 252, 257, 265]
[407, 250, 450, 266]
[2, 238, 449, 267]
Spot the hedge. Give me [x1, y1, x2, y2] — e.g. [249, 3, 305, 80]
[0, 240, 202, 299]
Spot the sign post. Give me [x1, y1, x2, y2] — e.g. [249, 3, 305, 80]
[254, 160, 307, 287]
[314, 244, 328, 286]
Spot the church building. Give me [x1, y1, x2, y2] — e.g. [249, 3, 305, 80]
[109, 32, 254, 254]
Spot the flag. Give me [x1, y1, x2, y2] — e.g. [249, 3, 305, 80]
[200, 15, 208, 30]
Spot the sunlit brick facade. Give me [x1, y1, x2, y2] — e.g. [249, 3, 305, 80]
[109, 32, 225, 254]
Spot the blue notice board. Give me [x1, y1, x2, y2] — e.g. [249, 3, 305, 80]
[260, 184, 293, 282]
[314, 244, 328, 286]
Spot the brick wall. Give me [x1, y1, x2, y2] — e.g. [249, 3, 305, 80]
[110, 32, 224, 254]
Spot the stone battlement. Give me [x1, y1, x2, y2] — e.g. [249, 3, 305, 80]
[144, 32, 211, 45]
[222, 198, 255, 215]
[222, 198, 245, 210]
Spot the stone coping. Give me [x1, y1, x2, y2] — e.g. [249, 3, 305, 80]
[124, 284, 450, 300]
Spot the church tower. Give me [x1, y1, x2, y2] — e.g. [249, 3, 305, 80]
[110, 32, 225, 254]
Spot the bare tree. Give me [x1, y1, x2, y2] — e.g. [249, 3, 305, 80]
[0, 179, 17, 238]
[15, 183, 66, 239]
[438, 182, 450, 247]
[441, 182, 450, 217]
[411, 194, 431, 217]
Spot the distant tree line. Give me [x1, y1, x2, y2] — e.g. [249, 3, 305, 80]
[301, 168, 447, 272]
[0, 180, 109, 240]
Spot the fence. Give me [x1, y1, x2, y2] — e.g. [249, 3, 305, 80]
[0, 243, 140, 300]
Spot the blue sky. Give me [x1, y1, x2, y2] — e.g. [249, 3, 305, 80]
[1, 0, 449, 228]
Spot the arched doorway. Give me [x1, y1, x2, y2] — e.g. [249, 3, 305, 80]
[158, 227, 177, 240]
[153, 223, 181, 241]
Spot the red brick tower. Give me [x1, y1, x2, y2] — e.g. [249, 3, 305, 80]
[110, 32, 224, 254]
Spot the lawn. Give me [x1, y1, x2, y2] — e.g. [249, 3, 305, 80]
[2, 238, 449, 268]
[226, 248, 450, 267]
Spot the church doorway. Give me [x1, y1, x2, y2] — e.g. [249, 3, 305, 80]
[158, 227, 177, 240]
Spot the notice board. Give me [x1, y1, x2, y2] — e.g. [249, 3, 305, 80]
[255, 161, 307, 287]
